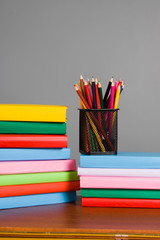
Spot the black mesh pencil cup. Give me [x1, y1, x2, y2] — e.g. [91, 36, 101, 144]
[79, 109, 119, 155]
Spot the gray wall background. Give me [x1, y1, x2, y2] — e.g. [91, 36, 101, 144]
[0, 0, 160, 164]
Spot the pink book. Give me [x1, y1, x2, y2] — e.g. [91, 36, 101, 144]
[0, 159, 76, 174]
[80, 176, 160, 190]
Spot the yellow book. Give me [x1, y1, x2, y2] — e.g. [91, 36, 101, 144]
[0, 104, 67, 122]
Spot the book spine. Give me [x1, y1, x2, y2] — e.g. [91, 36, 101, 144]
[80, 176, 160, 190]
[0, 122, 67, 134]
[0, 148, 70, 160]
[0, 192, 76, 209]
[0, 159, 76, 174]
[0, 104, 67, 122]
[82, 197, 160, 208]
[0, 134, 68, 148]
[0, 181, 80, 197]
[0, 171, 80, 186]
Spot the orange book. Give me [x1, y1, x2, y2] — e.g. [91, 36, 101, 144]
[0, 181, 80, 197]
[0, 134, 68, 148]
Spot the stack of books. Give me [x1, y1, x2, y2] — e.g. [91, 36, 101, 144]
[0, 104, 80, 209]
[78, 152, 160, 208]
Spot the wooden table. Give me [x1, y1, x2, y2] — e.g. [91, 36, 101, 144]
[1, 196, 160, 239]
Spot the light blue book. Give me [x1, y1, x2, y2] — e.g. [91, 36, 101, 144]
[80, 152, 160, 169]
[0, 148, 70, 161]
[0, 191, 76, 209]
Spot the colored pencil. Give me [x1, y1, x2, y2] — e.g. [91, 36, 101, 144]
[103, 77, 113, 108]
[109, 82, 115, 138]
[114, 81, 118, 98]
[91, 77, 97, 109]
[104, 81, 114, 122]
[85, 115, 89, 153]
[79, 81, 83, 109]
[114, 85, 120, 109]
[120, 83, 124, 93]
[95, 78, 102, 136]
[118, 78, 124, 93]
[86, 115, 92, 152]
[84, 80, 93, 109]
[90, 128, 96, 152]
[112, 84, 120, 126]
[80, 75, 87, 101]
[98, 82, 104, 108]
[118, 78, 123, 86]
[87, 79, 93, 103]
[110, 82, 115, 109]
[95, 78, 101, 109]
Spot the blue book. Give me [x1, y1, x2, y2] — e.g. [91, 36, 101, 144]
[0, 148, 70, 161]
[80, 152, 160, 169]
[0, 191, 76, 209]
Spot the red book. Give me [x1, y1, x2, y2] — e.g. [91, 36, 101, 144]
[0, 134, 68, 148]
[0, 181, 80, 197]
[82, 198, 160, 208]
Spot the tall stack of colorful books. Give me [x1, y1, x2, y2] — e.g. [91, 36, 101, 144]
[0, 104, 79, 209]
[78, 152, 160, 208]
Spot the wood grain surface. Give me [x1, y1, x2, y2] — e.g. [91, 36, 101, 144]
[0, 196, 160, 239]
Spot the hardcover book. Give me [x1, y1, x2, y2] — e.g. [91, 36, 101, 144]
[0, 104, 67, 122]
[0, 171, 79, 186]
[82, 197, 160, 208]
[0, 191, 76, 209]
[78, 167, 160, 177]
[80, 176, 160, 190]
[80, 152, 160, 168]
[81, 189, 160, 199]
[0, 159, 76, 174]
[0, 121, 66, 134]
[0, 148, 70, 160]
[0, 181, 80, 197]
[0, 134, 68, 148]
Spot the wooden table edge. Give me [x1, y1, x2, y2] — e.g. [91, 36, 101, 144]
[1, 227, 160, 239]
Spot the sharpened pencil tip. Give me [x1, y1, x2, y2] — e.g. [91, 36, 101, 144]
[80, 75, 83, 79]
[83, 79, 87, 85]
[91, 77, 95, 82]
[110, 77, 114, 82]
[74, 84, 79, 90]
[98, 82, 102, 88]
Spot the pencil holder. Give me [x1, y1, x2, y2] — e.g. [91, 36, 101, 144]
[79, 109, 119, 155]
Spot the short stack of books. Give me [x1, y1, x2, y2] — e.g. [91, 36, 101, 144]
[0, 104, 80, 209]
[78, 152, 160, 208]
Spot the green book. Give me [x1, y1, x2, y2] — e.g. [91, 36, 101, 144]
[0, 171, 79, 186]
[81, 189, 160, 199]
[0, 121, 66, 134]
